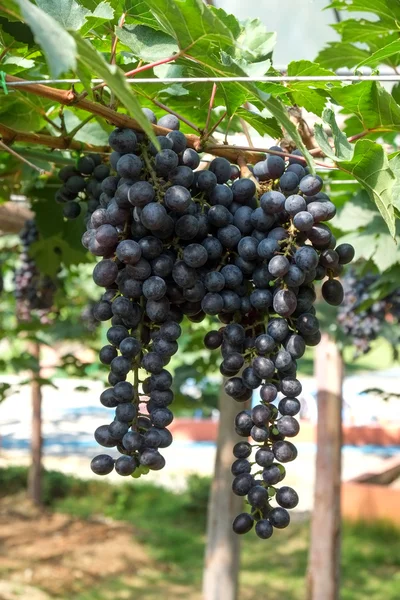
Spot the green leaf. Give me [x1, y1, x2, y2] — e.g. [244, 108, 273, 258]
[333, 191, 378, 232]
[389, 153, 400, 211]
[71, 33, 158, 146]
[338, 140, 396, 238]
[235, 107, 281, 139]
[336, 229, 378, 263]
[208, 6, 240, 38]
[15, 0, 76, 76]
[235, 18, 276, 62]
[287, 60, 337, 114]
[2, 55, 35, 74]
[131, 0, 234, 51]
[316, 42, 370, 70]
[356, 38, 400, 69]
[372, 232, 400, 271]
[0, 97, 43, 131]
[53, 110, 110, 146]
[314, 108, 353, 161]
[35, 0, 89, 30]
[392, 83, 400, 105]
[333, 18, 392, 43]
[330, 81, 400, 131]
[328, 0, 400, 26]
[288, 60, 336, 83]
[116, 23, 179, 62]
[80, 2, 114, 35]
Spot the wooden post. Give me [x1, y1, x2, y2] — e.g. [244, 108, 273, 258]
[202, 383, 244, 600]
[27, 341, 43, 505]
[307, 333, 343, 600]
[0, 202, 33, 234]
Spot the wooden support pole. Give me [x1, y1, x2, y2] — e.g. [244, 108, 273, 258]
[27, 342, 43, 506]
[202, 383, 243, 600]
[0, 202, 33, 234]
[307, 333, 343, 600]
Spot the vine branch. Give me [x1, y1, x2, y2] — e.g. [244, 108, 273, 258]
[0, 122, 108, 153]
[2, 73, 345, 169]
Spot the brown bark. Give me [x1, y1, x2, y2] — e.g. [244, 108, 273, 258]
[202, 383, 243, 600]
[307, 333, 343, 600]
[0, 122, 108, 153]
[0, 202, 33, 234]
[27, 342, 43, 506]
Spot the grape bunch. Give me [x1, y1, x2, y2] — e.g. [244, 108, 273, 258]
[55, 153, 110, 219]
[338, 271, 400, 355]
[63, 108, 354, 538]
[14, 219, 56, 323]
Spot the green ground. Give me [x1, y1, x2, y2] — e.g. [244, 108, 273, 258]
[1, 468, 399, 600]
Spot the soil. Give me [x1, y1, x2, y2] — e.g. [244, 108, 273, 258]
[0, 494, 150, 598]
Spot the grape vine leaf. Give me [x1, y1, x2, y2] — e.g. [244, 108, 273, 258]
[316, 42, 370, 70]
[330, 82, 400, 131]
[234, 107, 282, 139]
[80, 2, 114, 36]
[14, 0, 77, 76]
[356, 39, 400, 69]
[116, 24, 179, 62]
[1, 56, 35, 74]
[71, 33, 159, 146]
[333, 18, 391, 44]
[338, 140, 396, 238]
[388, 153, 400, 211]
[35, 0, 89, 31]
[235, 18, 276, 62]
[333, 191, 378, 233]
[328, 0, 400, 25]
[286, 61, 335, 116]
[0, 97, 43, 131]
[129, 0, 234, 52]
[314, 109, 353, 161]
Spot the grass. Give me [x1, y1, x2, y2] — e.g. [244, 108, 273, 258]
[6, 468, 400, 599]
[1, 467, 399, 599]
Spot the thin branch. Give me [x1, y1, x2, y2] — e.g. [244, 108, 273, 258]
[0, 139, 50, 175]
[240, 118, 254, 148]
[204, 83, 217, 134]
[58, 107, 67, 136]
[42, 113, 63, 132]
[18, 149, 75, 166]
[66, 114, 95, 139]
[347, 127, 392, 143]
[0, 44, 13, 62]
[110, 12, 127, 66]
[207, 110, 227, 138]
[0, 122, 108, 153]
[224, 115, 234, 144]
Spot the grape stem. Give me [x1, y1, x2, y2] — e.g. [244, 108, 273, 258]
[140, 143, 164, 201]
